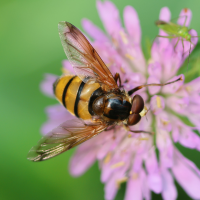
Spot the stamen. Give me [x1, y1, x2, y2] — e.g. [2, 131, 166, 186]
[120, 67, 126, 74]
[120, 31, 128, 44]
[184, 8, 188, 13]
[128, 133, 132, 138]
[62, 68, 70, 75]
[185, 86, 192, 92]
[161, 119, 170, 126]
[116, 177, 128, 188]
[156, 96, 162, 108]
[111, 161, 125, 169]
[123, 124, 130, 131]
[125, 54, 134, 60]
[132, 172, 138, 179]
[139, 106, 148, 117]
[139, 137, 149, 141]
[112, 38, 118, 47]
[106, 63, 112, 68]
[104, 152, 112, 164]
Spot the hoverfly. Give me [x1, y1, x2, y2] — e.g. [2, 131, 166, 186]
[27, 22, 182, 162]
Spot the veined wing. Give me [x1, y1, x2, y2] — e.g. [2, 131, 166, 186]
[27, 119, 107, 161]
[58, 21, 119, 92]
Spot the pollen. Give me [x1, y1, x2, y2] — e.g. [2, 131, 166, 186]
[125, 54, 134, 60]
[123, 124, 130, 131]
[184, 8, 188, 13]
[116, 177, 128, 188]
[106, 63, 111, 68]
[139, 106, 148, 117]
[112, 37, 118, 47]
[120, 67, 126, 74]
[180, 76, 183, 81]
[111, 161, 125, 169]
[139, 137, 149, 141]
[186, 86, 192, 92]
[62, 68, 70, 75]
[128, 133, 132, 138]
[120, 31, 128, 44]
[130, 111, 132, 114]
[104, 152, 112, 164]
[156, 96, 162, 108]
[132, 172, 138, 179]
[161, 119, 170, 126]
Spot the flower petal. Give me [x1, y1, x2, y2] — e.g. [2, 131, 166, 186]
[124, 6, 141, 43]
[82, 18, 109, 42]
[160, 145, 174, 168]
[166, 96, 189, 115]
[148, 62, 162, 80]
[96, 140, 113, 160]
[69, 146, 97, 176]
[104, 160, 129, 200]
[41, 104, 75, 134]
[145, 146, 162, 193]
[62, 60, 75, 74]
[158, 7, 171, 49]
[150, 95, 165, 115]
[179, 128, 198, 149]
[177, 8, 192, 27]
[97, 0, 121, 37]
[162, 74, 184, 94]
[145, 147, 159, 174]
[125, 173, 142, 200]
[159, 7, 171, 21]
[172, 149, 200, 199]
[185, 77, 200, 94]
[147, 76, 161, 95]
[40, 74, 58, 97]
[161, 168, 177, 200]
[148, 173, 162, 193]
[172, 124, 180, 143]
[190, 29, 199, 46]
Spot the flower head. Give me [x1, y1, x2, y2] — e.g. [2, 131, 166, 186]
[41, 1, 200, 200]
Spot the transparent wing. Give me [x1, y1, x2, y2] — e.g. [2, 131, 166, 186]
[58, 21, 119, 91]
[27, 119, 107, 161]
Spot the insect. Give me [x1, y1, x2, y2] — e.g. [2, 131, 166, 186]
[155, 10, 198, 53]
[27, 22, 182, 162]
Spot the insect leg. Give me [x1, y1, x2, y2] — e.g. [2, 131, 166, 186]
[183, 15, 188, 27]
[128, 77, 182, 95]
[105, 125, 116, 131]
[156, 35, 176, 39]
[170, 15, 188, 23]
[114, 73, 122, 87]
[124, 125, 154, 135]
[129, 130, 154, 135]
[174, 37, 180, 52]
[185, 43, 192, 73]
[181, 38, 185, 54]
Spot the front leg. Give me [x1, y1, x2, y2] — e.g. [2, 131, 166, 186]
[124, 125, 154, 135]
[114, 73, 122, 87]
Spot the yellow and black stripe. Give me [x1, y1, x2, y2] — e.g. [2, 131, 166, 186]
[53, 75, 100, 120]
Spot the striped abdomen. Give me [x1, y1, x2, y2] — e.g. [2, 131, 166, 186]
[53, 75, 100, 120]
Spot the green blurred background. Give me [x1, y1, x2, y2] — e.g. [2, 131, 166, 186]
[1, 0, 200, 199]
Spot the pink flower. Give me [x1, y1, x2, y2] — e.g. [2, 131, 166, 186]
[40, 1, 200, 200]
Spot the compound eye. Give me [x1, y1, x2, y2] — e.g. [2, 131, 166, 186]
[127, 113, 141, 125]
[131, 95, 144, 114]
